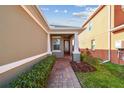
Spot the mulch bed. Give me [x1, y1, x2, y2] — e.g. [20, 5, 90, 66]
[70, 61, 96, 72]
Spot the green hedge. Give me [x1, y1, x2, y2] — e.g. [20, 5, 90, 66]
[9, 55, 56, 88]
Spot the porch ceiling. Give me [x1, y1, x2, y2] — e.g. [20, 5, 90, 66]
[49, 28, 84, 34]
[51, 34, 73, 38]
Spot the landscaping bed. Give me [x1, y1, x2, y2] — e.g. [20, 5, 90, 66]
[9, 55, 56, 88]
[70, 61, 96, 72]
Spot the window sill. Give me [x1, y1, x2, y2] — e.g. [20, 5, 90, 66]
[52, 50, 61, 52]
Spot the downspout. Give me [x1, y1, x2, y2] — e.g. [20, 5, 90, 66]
[102, 5, 111, 63]
[108, 5, 111, 61]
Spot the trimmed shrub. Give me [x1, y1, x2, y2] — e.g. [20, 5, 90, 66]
[9, 55, 56, 88]
[81, 54, 99, 65]
[80, 49, 101, 67]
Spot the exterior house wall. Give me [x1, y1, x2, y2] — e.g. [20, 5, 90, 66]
[111, 29, 124, 64]
[110, 5, 124, 64]
[0, 6, 48, 87]
[79, 6, 109, 60]
[79, 5, 124, 64]
[114, 5, 124, 27]
[0, 6, 48, 65]
[24, 6, 50, 31]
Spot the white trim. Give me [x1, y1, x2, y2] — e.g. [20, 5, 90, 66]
[82, 5, 101, 27]
[20, 6, 48, 34]
[0, 52, 48, 74]
[49, 32, 76, 34]
[51, 28, 82, 31]
[50, 27, 82, 30]
[101, 60, 110, 64]
[73, 51, 81, 54]
[111, 24, 124, 32]
[51, 36, 61, 38]
[51, 37, 61, 52]
[52, 50, 61, 52]
[73, 32, 80, 53]
[36, 5, 50, 29]
[47, 33, 52, 54]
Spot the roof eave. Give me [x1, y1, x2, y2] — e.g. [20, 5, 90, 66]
[111, 24, 124, 32]
[82, 5, 105, 28]
[35, 5, 51, 31]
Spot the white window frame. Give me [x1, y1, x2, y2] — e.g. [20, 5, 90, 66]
[51, 36, 61, 52]
[89, 22, 93, 31]
[86, 22, 93, 32]
[91, 39, 96, 51]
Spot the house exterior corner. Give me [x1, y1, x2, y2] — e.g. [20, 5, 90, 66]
[78, 5, 124, 65]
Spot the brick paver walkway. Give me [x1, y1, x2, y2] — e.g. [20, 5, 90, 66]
[47, 56, 81, 88]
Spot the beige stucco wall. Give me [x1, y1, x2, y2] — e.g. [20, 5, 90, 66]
[0, 6, 48, 66]
[24, 6, 50, 31]
[79, 6, 109, 50]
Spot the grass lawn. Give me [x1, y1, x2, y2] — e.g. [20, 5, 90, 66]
[76, 54, 124, 88]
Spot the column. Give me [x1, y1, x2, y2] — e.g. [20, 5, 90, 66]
[73, 32, 80, 62]
[47, 33, 52, 54]
[73, 32, 80, 53]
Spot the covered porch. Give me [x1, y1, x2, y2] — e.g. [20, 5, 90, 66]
[47, 29, 82, 62]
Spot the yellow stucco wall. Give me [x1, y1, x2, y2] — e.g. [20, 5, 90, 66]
[79, 6, 109, 50]
[111, 6, 124, 50]
[111, 30, 124, 50]
[0, 6, 48, 65]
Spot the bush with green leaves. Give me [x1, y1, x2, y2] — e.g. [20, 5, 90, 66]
[81, 48, 103, 66]
[81, 53, 101, 66]
[9, 55, 56, 88]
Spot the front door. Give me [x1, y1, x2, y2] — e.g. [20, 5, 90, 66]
[64, 40, 70, 55]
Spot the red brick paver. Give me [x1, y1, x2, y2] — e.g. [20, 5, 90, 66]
[47, 56, 81, 88]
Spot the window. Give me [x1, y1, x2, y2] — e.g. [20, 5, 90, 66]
[85, 22, 93, 32]
[52, 37, 61, 51]
[89, 22, 93, 31]
[91, 39, 96, 50]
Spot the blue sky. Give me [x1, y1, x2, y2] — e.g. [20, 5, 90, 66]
[39, 5, 98, 27]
